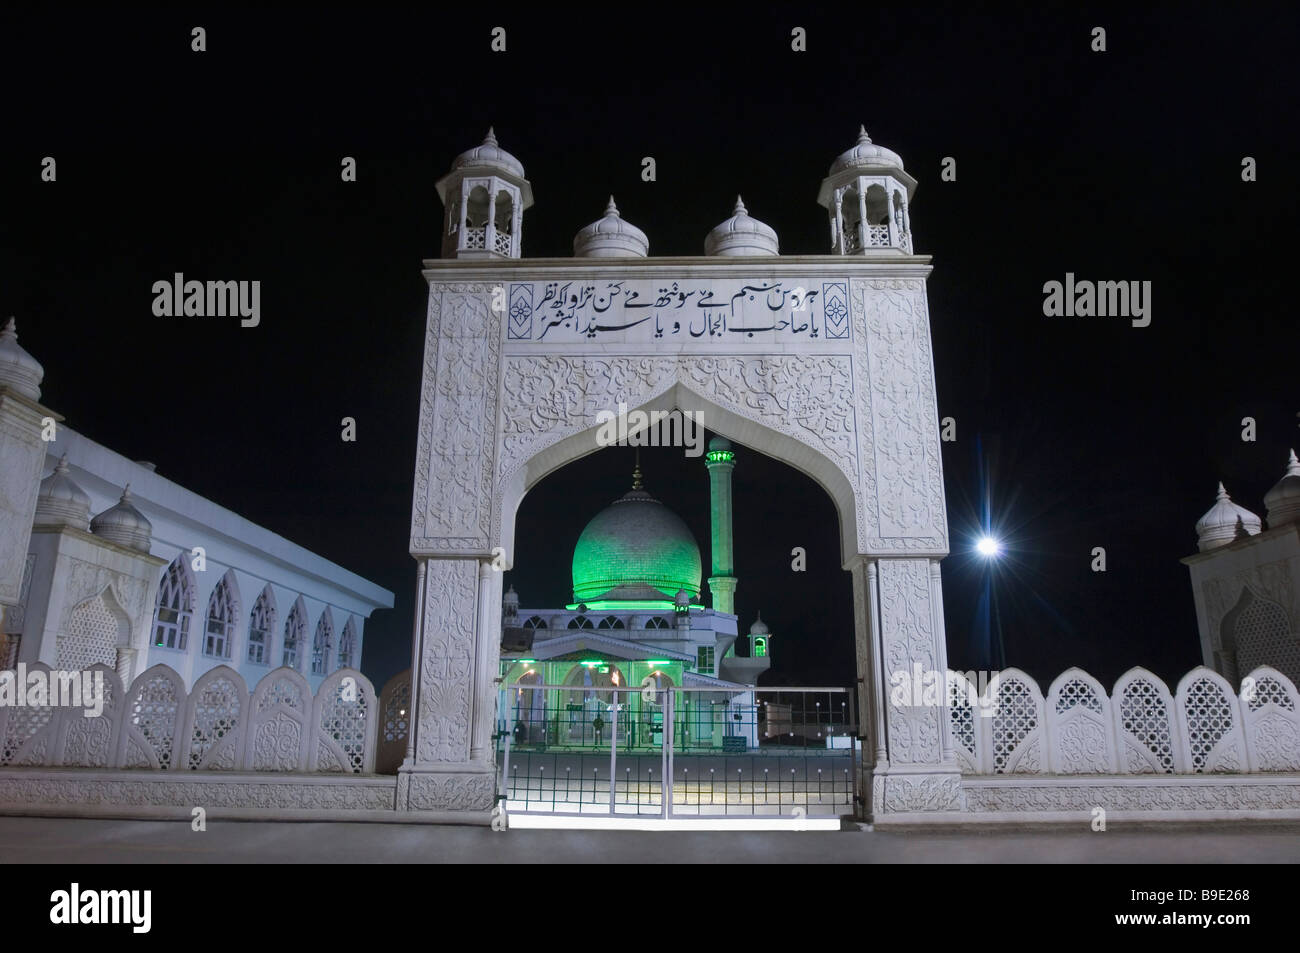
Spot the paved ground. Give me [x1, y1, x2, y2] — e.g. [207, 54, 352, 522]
[1, 816, 1299, 862]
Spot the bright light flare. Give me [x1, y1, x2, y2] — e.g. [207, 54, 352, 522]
[976, 536, 1001, 558]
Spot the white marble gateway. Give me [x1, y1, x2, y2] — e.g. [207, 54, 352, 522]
[402, 128, 955, 816]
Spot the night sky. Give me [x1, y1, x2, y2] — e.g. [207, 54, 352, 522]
[2, 6, 1295, 694]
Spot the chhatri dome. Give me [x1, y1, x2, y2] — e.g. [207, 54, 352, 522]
[1194, 482, 1261, 552]
[571, 460, 702, 605]
[704, 196, 779, 257]
[574, 196, 649, 258]
[1264, 450, 1300, 528]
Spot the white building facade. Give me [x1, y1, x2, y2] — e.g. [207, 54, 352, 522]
[0, 323, 394, 693]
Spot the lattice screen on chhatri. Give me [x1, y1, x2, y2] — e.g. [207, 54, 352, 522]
[57, 593, 119, 671]
[1235, 596, 1300, 687]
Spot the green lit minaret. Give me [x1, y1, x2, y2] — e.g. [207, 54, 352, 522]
[705, 436, 738, 614]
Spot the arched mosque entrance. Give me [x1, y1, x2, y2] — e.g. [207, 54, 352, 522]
[399, 273, 956, 821]
[400, 127, 952, 820]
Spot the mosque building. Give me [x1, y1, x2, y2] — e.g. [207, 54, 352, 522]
[499, 448, 771, 751]
[0, 319, 393, 694]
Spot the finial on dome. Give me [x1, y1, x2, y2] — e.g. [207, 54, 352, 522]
[734, 195, 747, 215]
[3, 318, 15, 338]
[1216, 481, 1229, 502]
[632, 450, 644, 490]
[1287, 449, 1300, 476]
[857, 124, 872, 143]
[606, 195, 619, 216]
[121, 484, 132, 502]
[484, 126, 498, 145]
[55, 453, 69, 473]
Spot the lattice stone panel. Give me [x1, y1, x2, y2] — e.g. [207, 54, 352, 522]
[376, 670, 412, 775]
[1046, 671, 1115, 774]
[310, 669, 377, 774]
[56, 665, 123, 767]
[1240, 667, 1300, 771]
[1180, 675, 1242, 772]
[121, 667, 185, 770]
[244, 669, 311, 772]
[185, 672, 245, 770]
[990, 672, 1044, 774]
[946, 673, 978, 773]
[57, 594, 120, 671]
[1235, 598, 1300, 688]
[1114, 672, 1179, 774]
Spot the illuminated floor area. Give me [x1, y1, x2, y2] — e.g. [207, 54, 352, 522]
[2, 817, 1298, 863]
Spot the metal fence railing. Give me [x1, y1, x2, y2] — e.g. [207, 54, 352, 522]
[494, 683, 857, 818]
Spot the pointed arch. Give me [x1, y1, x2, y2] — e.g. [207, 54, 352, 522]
[203, 570, 240, 660]
[153, 554, 196, 651]
[282, 596, 307, 671]
[311, 607, 335, 676]
[497, 379, 866, 568]
[337, 616, 358, 670]
[1220, 588, 1300, 687]
[59, 586, 131, 671]
[247, 584, 277, 665]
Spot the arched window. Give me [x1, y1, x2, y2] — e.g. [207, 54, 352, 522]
[203, 571, 239, 659]
[465, 185, 490, 227]
[247, 585, 276, 665]
[153, 555, 195, 650]
[524, 616, 548, 630]
[864, 184, 890, 225]
[494, 191, 514, 234]
[597, 616, 625, 630]
[337, 616, 357, 669]
[1223, 589, 1300, 685]
[840, 186, 862, 252]
[568, 615, 593, 630]
[283, 597, 307, 670]
[312, 608, 335, 676]
[646, 617, 671, 630]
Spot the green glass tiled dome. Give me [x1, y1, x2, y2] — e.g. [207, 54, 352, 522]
[572, 488, 702, 603]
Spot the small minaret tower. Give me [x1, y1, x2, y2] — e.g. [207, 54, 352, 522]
[817, 126, 918, 254]
[435, 128, 534, 259]
[705, 436, 738, 615]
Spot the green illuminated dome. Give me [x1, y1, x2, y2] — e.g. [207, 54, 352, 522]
[571, 467, 702, 603]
